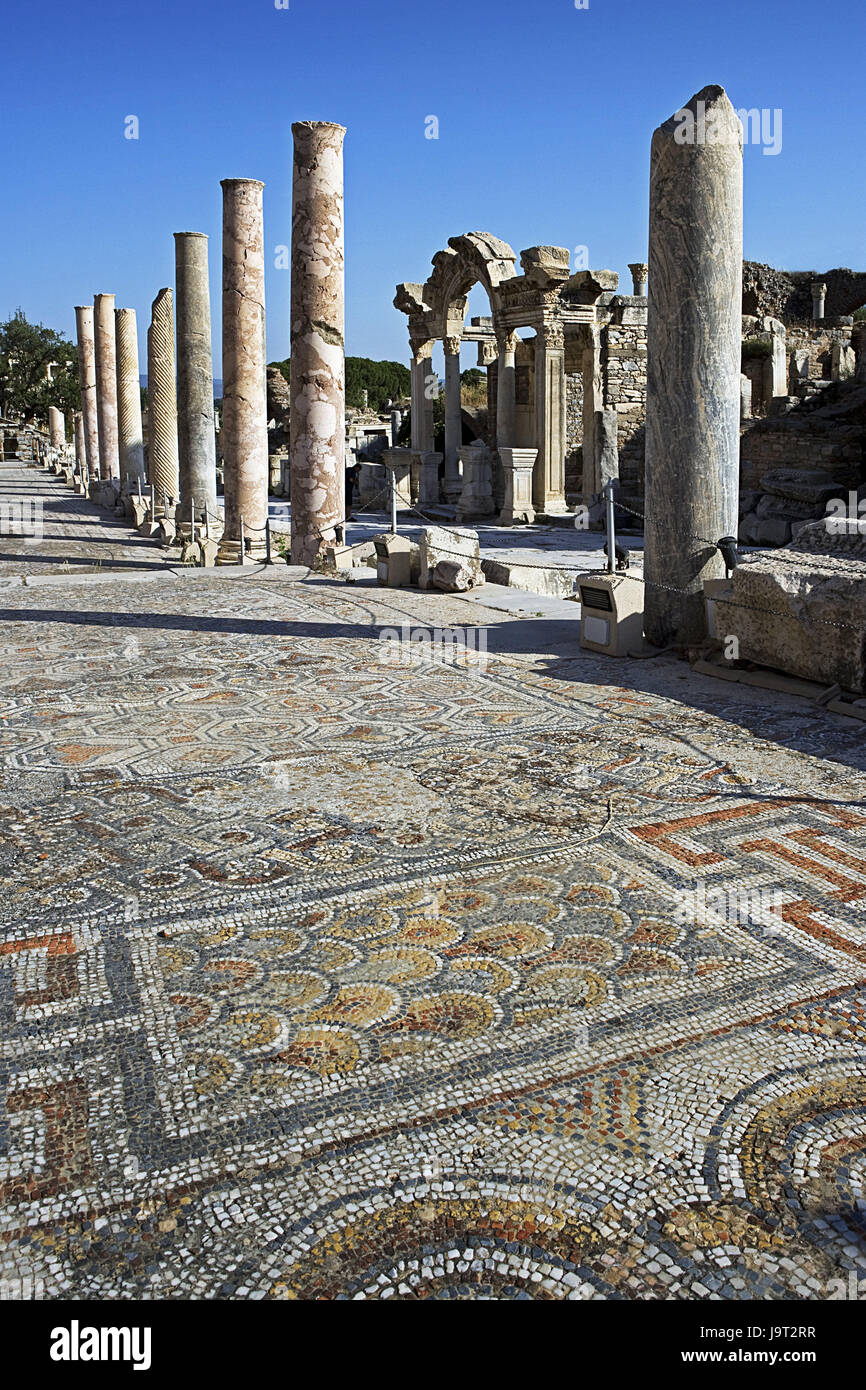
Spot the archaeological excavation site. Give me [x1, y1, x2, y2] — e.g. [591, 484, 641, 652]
[0, 0, 864, 1345]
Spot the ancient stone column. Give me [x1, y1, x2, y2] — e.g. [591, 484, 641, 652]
[115, 308, 146, 487]
[443, 335, 463, 503]
[174, 232, 218, 522]
[74, 411, 86, 473]
[219, 179, 268, 563]
[147, 288, 180, 510]
[643, 85, 743, 647]
[94, 293, 120, 479]
[48, 406, 65, 451]
[628, 262, 648, 297]
[410, 343, 435, 453]
[290, 122, 346, 567]
[811, 281, 827, 322]
[856, 325, 866, 383]
[74, 306, 100, 482]
[496, 331, 518, 451]
[534, 322, 568, 514]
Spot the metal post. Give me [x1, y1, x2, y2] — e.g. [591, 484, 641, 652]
[605, 479, 616, 574]
[239, 515, 245, 565]
[190, 495, 196, 543]
[150, 483, 155, 519]
[265, 517, 271, 565]
[390, 467, 397, 535]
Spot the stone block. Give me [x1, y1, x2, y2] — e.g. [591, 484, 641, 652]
[419, 525, 483, 590]
[712, 521, 866, 694]
[431, 559, 473, 592]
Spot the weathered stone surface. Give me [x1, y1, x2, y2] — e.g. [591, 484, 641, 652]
[147, 289, 180, 508]
[174, 232, 217, 520]
[290, 122, 346, 567]
[418, 525, 483, 590]
[643, 85, 742, 646]
[48, 406, 65, 451]
[94, 293, 120, 480]
[74, 306, 100, 482]
[431, 558, 473, 592]
[456, 441, 495, 521]
[115, 308, 146, 487]
[218, 180, 269, 564]
[498, 447, 537, 525]
[713, 521, 866, 693]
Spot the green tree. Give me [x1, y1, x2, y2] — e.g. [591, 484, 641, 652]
[0, 311, 79, 426]
[267, 355, 411, 414]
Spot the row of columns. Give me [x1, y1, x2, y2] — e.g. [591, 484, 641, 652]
[67, 122, 345, 566]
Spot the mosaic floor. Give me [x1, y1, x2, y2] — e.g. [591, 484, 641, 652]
[1, 462, 865, 1300]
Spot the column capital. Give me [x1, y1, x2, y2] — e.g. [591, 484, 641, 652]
[496, 329, 521, 356]
[443, 335, 462, 357]
[411, 339, 434, 363]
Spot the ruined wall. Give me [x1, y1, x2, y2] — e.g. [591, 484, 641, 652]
[743, 262, 866, 322]
[603, 301, 647, 494]
[787, 323, 854, 381]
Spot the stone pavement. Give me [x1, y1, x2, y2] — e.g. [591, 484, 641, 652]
[1, 462, 865, 1300]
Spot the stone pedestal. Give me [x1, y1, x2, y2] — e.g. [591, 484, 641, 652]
[147, 289, 180, 512]
[417, 451, 442, 508]
[94, 293, 120, 480]
[499, 447, 537, 525]
[831, 343, 856, 381]
[456, 442, 495, 521]
[74, 305, 100, 482]
[48, 406, 65, 451]
[115, 308, 146, 488]
[174, 232, 218, 522]
[218, 180, 268, 564]
[382, 448, 413, 507]
[289, 122, 346, 567]
[643, 85, 743, 647]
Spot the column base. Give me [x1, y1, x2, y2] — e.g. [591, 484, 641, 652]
[498, 507, 536, 526]
[216, 538, 268, 565]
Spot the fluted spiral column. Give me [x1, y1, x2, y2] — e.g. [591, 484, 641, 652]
[290, 121, 346, 567]
[147, 288, 180, 508]
[48, 406, 65, 451]
[115, 308, 146, 487]
[218, 179, 269, 563]
[74, 305, 99, 482]
[74, 411, 86, 475]
[94, 293, 120, 479]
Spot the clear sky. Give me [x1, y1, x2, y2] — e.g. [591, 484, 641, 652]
[1, 0, 863, 378]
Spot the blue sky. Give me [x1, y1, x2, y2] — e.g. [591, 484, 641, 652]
[1, 0, 863, 378]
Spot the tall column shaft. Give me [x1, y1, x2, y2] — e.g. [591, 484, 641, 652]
[643, 85, 743, 647]
[219, 179, 268, 562]
[533, 328, 567, 513]
[74, 306, 100, 481]
[48, 406, 65, 451]
[115, 308, 146, 487]
[94, 293, 120, 479]
[443, 337, 462, 501]
[290, 121, 346, 566]
[73, 411, 86, 473]
[411, 347, 435, 453]
[495, 335, 517, 450]
[147, 288, 180, 507]
[174, 232, 217, 519]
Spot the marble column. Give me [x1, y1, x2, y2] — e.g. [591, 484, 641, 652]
[289, 122, 346, 568]
[94, 293, 120, 479]
[219, 179, 268, 563]
[74, 305, 100, 482]
[628, 262, 648, 297]
[495, 331, 518, 451]
[115, 308, 146, 487]
[147, 288, 180, 510]
[48, 406, 65, 451]
[644, 85, 743, 647]
[174, 232, 218, 522]
[74, 411, 86, 474]
[410, 343, 435, 453]
[811, 281, 827, 322]
[533, 323, 568, 513]
[443, 335, 463, 503]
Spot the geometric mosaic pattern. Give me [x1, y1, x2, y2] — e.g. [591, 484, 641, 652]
[1, 466, 865, 1298]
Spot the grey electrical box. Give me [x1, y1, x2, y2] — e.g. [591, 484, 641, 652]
[578, 573, 645, 656]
